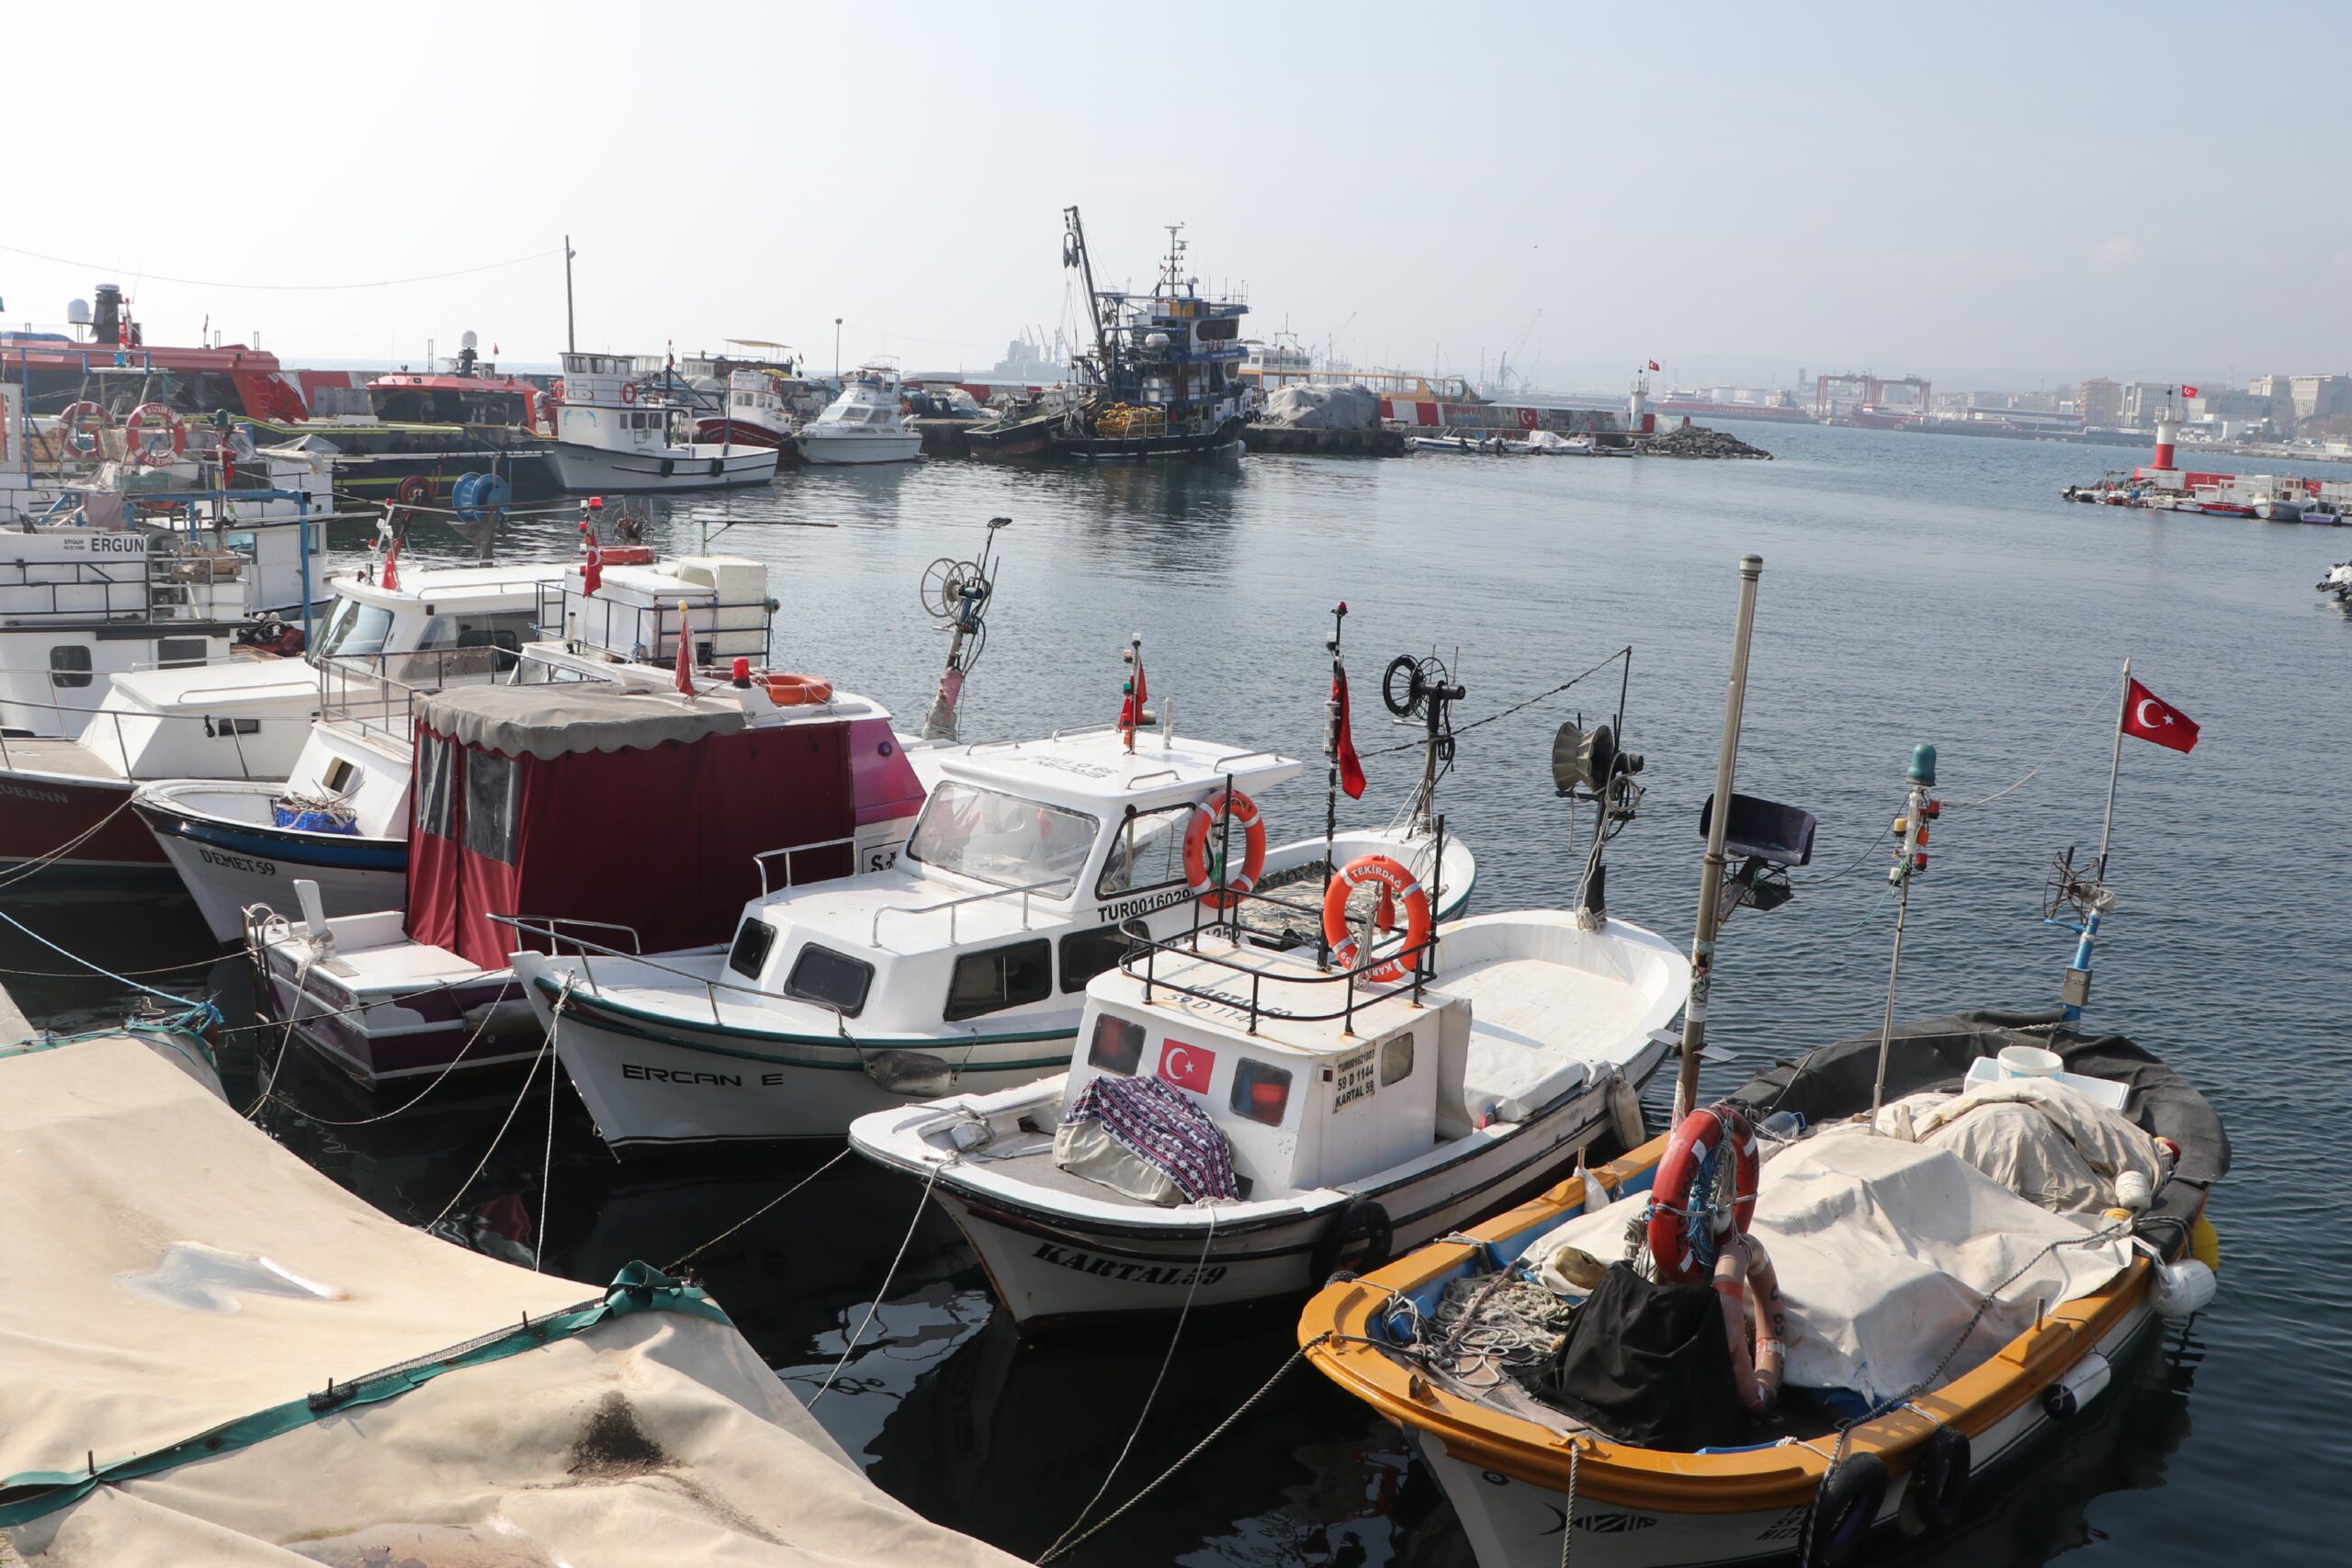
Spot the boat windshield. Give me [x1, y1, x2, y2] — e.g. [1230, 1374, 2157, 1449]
[314, 597, 395, 661]
[904, 781, 1100, 897]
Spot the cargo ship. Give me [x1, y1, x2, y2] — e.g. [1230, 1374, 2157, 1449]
[1650, 389, 1815, 424]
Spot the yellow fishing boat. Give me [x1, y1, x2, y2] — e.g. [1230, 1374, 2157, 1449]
[1297, 1011, 2225, 1567]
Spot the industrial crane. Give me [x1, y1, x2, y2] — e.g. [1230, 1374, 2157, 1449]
[1495, 308, 1544, 393]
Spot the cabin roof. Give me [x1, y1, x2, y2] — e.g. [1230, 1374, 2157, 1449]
[936, 728, 1301, 809]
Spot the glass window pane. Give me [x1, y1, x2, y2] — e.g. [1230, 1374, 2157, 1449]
[157, 637, 209, 668]
[1095, 803, 1193, 897]
[461, 750, 519, 865]
[1085, 1014, 1145, 1075]
[727, 919, 776, 981]
[786, 944, 874, 1017]
[1230, 1058, 1293, 1126]
[1058, 924, 1137, 994]
[1382, 1032, 1415, 1086]
[944, 938, 1052, 1021]
[48, 646, 92, 689]
[905, 782, 1099, 897]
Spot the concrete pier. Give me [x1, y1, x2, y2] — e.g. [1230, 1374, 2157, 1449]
[1240, 424, 1407, 457]
[1, 978, 32, 1043]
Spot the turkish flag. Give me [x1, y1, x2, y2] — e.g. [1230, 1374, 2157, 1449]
[2181, 384, 2200, 398]
[380, 534, 401, 592]
[1158, 1037, 1215, 1094]
[582, 541, 603, 597]
[673, 601, 696, 697]
[1331, 666, 1366, 799]
[1118, 649, 1148, 733]
[1646, 359, 1660, 372]
[2121, 678, 2198, 752]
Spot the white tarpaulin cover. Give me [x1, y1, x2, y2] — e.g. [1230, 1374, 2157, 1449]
[1532, 1125, 2132, 1405]
[0, 1036, 1021, 1567]
[1261, 384, 1381, 431]
[1881, 1076, 2168, 1217]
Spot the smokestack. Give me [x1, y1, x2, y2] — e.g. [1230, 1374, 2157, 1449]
[93, 283, 122, 346]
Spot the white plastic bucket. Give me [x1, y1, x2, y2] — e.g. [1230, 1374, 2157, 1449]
[1998, 1044, 2064, 1078]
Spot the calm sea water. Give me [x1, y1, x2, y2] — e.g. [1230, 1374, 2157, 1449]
[6, 423, 2347, 1563]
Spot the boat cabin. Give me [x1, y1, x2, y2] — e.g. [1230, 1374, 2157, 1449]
[539, 554, 772, 667]
[553, 352, 675, 451]
[715, 728, 1304, 1036]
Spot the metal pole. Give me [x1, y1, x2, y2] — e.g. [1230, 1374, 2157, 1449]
[834, 319, 842, 381]
[2093, 658, 2131, 886]
[1673, 555, 1762, 1125]
[1871, 762, 1932, 1122]
[1320, 602, 1345, 968]
[563, 237, 576, 354]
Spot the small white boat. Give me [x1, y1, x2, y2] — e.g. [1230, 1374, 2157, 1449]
[1521, 430, 1597, 456]
[2252, 493, 2305, 521]
[546, 351, 778, 492]
[798, 367, 922, 466]
[2318, 559, 2352, 603]
[849, 907, 1685, 1331]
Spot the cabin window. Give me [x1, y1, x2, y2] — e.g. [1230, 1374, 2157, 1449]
[1085, 1014, 1145, 1076]
[417, 610, 535, 671]
[210, 716, 261, 736]
[1059, 923, 1139, 993]
[324, 757, 356, 794]
[415, 735, 454, 839]
[317, 599, 396, 660]
[944, 937, 1052, 1021]
[1230, 1058, 1294, 1127]
[905, 781, 1099, 897]
[1382, 1032, 1415, 1086]
[48, 646, 91, 689]
[1095, 803, 1193, 897]
[786, 943, 874, 1017]
[461, 749, 520, 865]
[727, 919, 777, 982]
[157, 637, 209, 669]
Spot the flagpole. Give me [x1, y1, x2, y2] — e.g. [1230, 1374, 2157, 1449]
[1321, 602, 1346, 971]
[2094, 657, 2130, 886]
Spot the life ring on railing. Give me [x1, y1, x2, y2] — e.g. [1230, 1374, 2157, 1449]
[1646, 1102, 1760, 1283]
[1713, 1234, 1785, 1415]
[620, 381, 639, 404]
[394, 475, 435, 508]
[1182, 789, 1266, 912]
[1321, 853, 1430, 983]
[124, 402, 187, 466]
[57, 400, 108, 459]
[764, 672, 834, 706]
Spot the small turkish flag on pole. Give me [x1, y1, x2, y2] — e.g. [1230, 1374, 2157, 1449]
[2120, 678, 2198, 752]
[1646, 359, 1660, 372]
[673, 601, 696, 697]
[581, 539, 602, 597]
[1330, 664, 1366, 799]
[2180, 384, 2199, 399]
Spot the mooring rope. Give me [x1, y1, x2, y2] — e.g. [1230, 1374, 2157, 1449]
[275, 981, 518, 1128]
[1039, 1209, 1220, 1562]
[427, 980, 569, 1230]
[809, 1157, 943, 1406]
[666, 1146, 852, 1276]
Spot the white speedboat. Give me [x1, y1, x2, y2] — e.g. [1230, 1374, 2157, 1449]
[2252, 493, 2305, 521]
[797, 367, 922, 466]
[848, 907, 1683, 1331]
[545, 352, 778, 492]
[512, 719, 1475, 1155]
[2318, 559, 2352, 603]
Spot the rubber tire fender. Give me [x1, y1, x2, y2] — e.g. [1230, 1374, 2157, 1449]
[1309, 1197, 1394, 1287]
[1897, 1425, 1970, 1539]
[1809, 1451, 1889, 1568]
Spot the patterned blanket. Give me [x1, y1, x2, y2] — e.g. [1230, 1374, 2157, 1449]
[1062, 1075, 1239, 1202]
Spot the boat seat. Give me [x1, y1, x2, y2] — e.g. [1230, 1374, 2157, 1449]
[1433, 959, 1604, 1136]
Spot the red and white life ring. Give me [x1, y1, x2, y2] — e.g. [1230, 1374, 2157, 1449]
[1182, 789, 1266, 912]
[124, 402, 187, 466]
[1322, 853, 1431, 984]
[56, 400, 108, 458]
[1713, 1234, 1785, 1413]
[1647, 1102, 1761, 1283]
[620, 381, 639, 404]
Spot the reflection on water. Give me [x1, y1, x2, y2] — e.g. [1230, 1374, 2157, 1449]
[4, 426, 2342, 1562]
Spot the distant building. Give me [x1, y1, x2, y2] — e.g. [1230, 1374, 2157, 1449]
[2078, 378, 2123, 426]
[2120, 382, 2184, 426]
[2188, 387, 2275, 424]
[2289, 373, 2352, 422]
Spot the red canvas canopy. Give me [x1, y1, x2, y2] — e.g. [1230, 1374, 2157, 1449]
[407, 685, 854, 970]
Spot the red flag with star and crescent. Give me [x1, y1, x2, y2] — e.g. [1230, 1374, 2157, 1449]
[1331, 665, 1366, 799]
[2121, 678, 2198, 752]
[673, 601, 695, 697]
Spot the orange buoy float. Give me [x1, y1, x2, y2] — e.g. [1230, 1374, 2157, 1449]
[1182, 789, 1266, 911]
[1321, 853, 1431, 983]
[124, 402, 187, 466]
[56, 400, 108, 459]
[764, 672, 834, 706]
[1646, 1102, 1761, 1283]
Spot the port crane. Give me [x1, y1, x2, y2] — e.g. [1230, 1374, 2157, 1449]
[1494, 309, 1544, 394]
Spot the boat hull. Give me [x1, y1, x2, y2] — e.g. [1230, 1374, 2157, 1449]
[138, 797, 405, 942]
[544, 443, 778, 493]
[0, 765, 163, 870]
[798, 432, 922, 466]
[1420, 1302, 2161, 1568]
[905, 1048, 1664, 1333]
[1055, 420, 1246, 461]
[690, 418, 788, 449]
[255, 939, 539, 1082]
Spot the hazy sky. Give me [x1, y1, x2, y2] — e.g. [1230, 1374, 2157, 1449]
[7, 4, 2347, 391]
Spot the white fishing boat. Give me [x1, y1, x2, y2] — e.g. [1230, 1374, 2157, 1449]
[848, 906, 1683, 1332]
[0, 558, 564, 874]
[2252, 492, 2305, 521]
[512, 637, 1482, 1154]
[2317, 558, 2352, 603]
[138, 548, 782, 943]
[695, 367, 799, 448]
[797, 366, 922, 466]
[545, 352, 778, 492]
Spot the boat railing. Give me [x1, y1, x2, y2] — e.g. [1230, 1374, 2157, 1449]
[312, 645, 522, 746]
[754, 835, 858, 897]
[868, 874, 1065, 948]
[0, 691, 313, 783]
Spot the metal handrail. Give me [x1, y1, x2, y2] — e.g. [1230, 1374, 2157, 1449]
[1211, 749, 1283, 772]
[868, 873, 1063, 947]
[1123, 768, 1179, 791]
[486, 913, 849, 1035]
[754, 834, 857, 897]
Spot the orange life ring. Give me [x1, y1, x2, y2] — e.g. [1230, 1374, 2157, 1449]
[1321, 853, 1430, 983]
[124, 402, 187, 466]
[620, 381, 639, 404]
[1647, 1102, 1761, 1283]
[57, 400, 108, 458]
[764, 672, 835, 706]
[1713, 1234, 1785, 1414]
[1182, 789, 1266, 911]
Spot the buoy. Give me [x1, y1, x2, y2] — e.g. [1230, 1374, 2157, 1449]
[2150, 1259, 2217, 1319]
